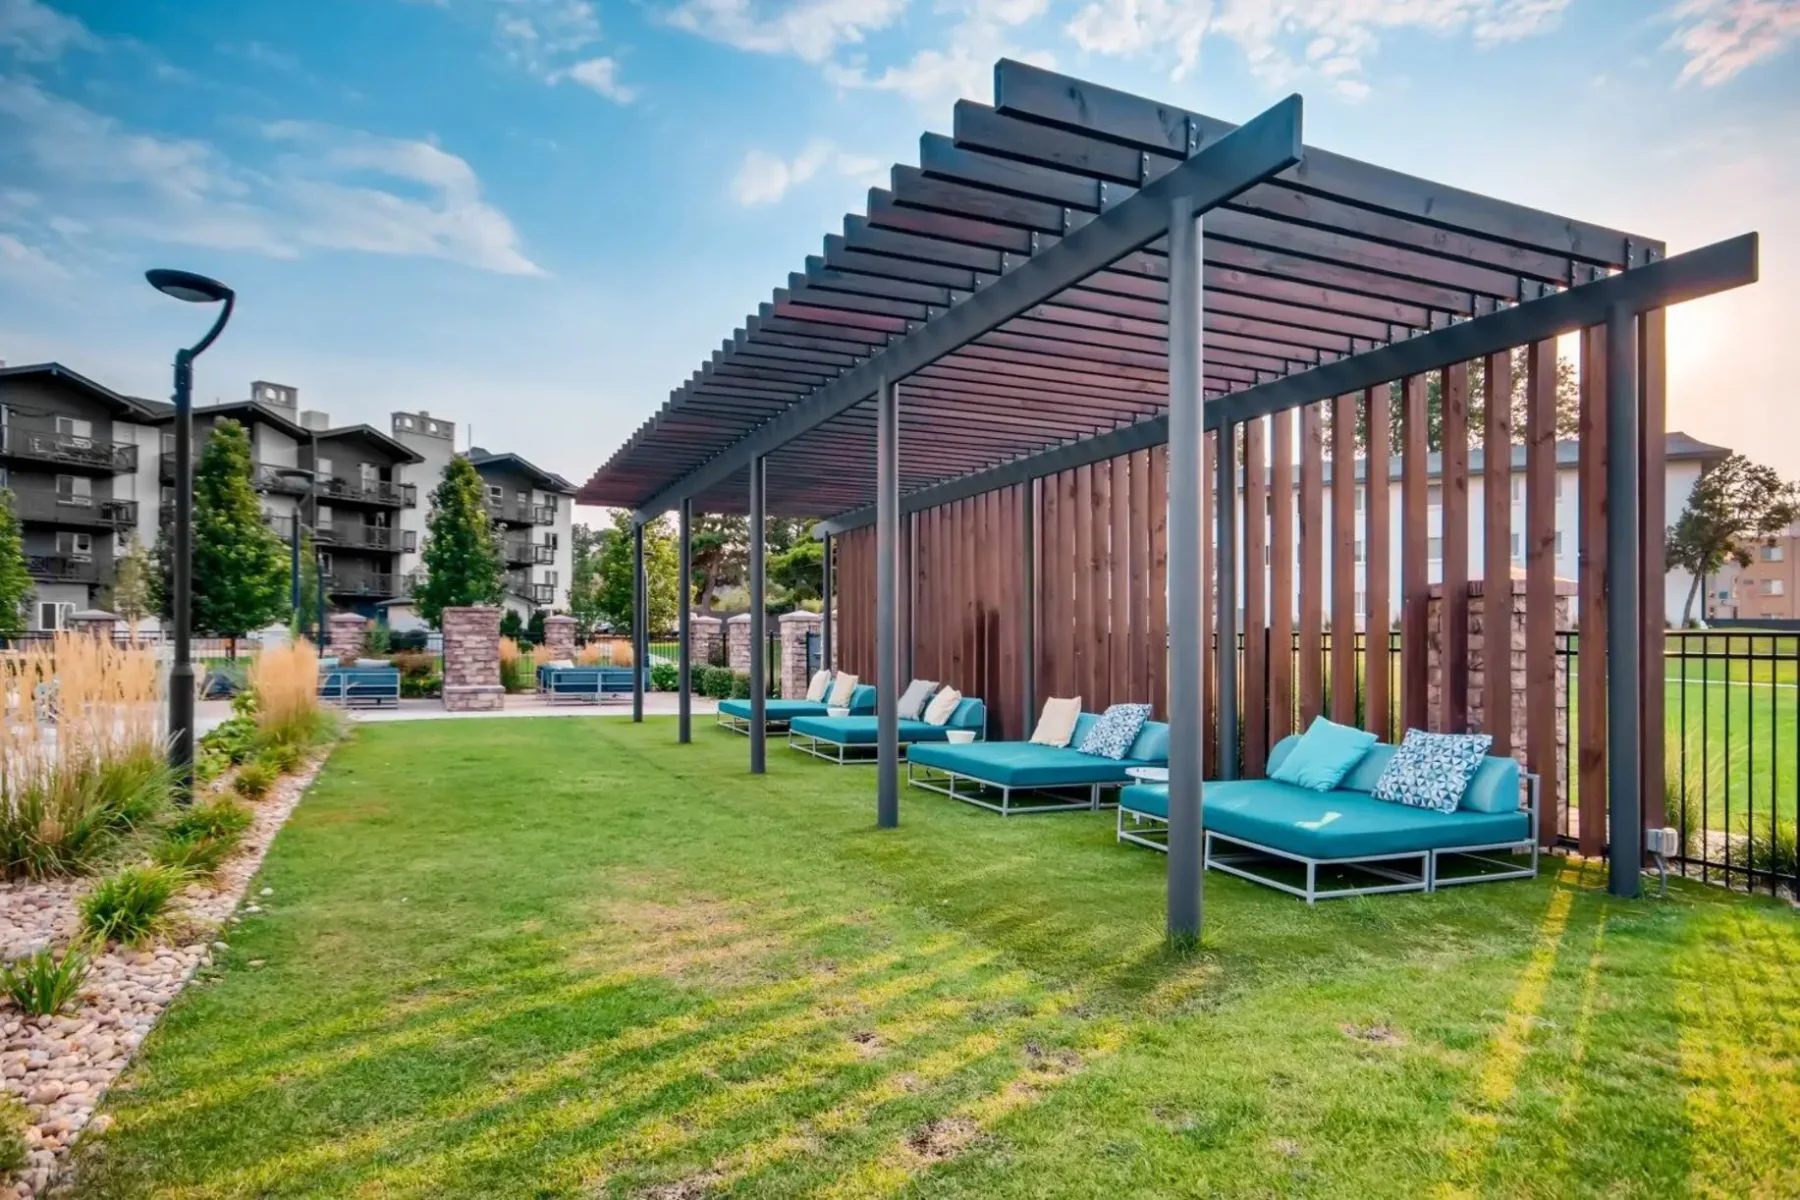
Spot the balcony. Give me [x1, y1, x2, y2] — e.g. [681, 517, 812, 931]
[502, 537, 556, 566]
[533, 504, 558, 526]
[14, 492, 138, 529]
[160, 455, 314, 496]
[4, 428, 138, 474]
[317, 476, 408, 508]
[484, 499, 535, 527]
[504, 570, 556, 606]
[324, 569, 398, 599]
[329, 523, 400, 552]
[26, 554, 99, 584]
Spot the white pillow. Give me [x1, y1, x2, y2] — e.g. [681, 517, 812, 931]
[923, 687, 962, 727]
[805, 669, 833, 702]
[827, 671, 860, 706]
[896, 678, 939, 720]
[1030, 697, 1082, 747]
[546, 659, 575, 670]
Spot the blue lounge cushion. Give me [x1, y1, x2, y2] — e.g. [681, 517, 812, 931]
[720, 683, 876, 722]
[909, 733, 1168, 789]
[1372, 730, 1493, 814]
[1270, 716, 1378, 791]
[1079, 703, 1153, 759]
[1459, 754, 1524, 814]
[1118, 780, 1529, 859]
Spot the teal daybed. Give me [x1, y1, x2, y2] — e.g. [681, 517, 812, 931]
[906, 712, 1170, 815]
[787, 697, 987, 763]
[1116, 734, 1538, 902]
[717, 685, 875, 735]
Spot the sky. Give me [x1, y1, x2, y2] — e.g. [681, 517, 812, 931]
[0, 0, 1796, 526]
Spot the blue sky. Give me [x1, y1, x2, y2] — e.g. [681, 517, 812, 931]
[1, 0, 1796, 514]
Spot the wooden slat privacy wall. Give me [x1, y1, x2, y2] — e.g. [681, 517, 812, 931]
[826, 324, 1666, 843]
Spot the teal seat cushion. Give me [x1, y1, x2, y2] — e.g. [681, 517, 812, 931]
[1121, 779, 1528, 859]
[793, 697, 985, 744]
[910, 740, 1166, 788]
[719, 699, 829, 721]
[1268, 735, 1524, 815]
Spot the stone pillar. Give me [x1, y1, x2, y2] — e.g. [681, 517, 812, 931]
[327, 612, 366, 661]
[541, 614, 577, 661]
[442, 605, 504, 711]
[66, 609, 119, 642]
[778, 610, 822, 700]
[1427, 576, 1572, 788]
[689, 614, 722, 671]
[726, 613, 752, 674]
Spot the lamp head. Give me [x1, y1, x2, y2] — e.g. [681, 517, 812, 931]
[146, 268, 233, 305]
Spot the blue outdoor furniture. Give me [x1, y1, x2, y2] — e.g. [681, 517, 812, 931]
[539, 665, 649, 704]
[906, 712, 1170, 815]
[1116, 734, 1539, 903]
[717, 684, 876, 735]
[318, 666, 401, 708]
[787, 696, 987, 764]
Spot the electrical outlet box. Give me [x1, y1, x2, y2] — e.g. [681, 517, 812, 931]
[1646, 827, 1680, 856]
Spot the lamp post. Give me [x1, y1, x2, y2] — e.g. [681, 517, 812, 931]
[274, 467, 318, 643]
[147, 268, 234, 800]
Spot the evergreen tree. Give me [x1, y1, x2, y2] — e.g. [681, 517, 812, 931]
[192, 419, 289, 651]
[106, 533, 153, 637]
[295, 527, 325, 640]
[1666, 453, 1800, 625]
[149, 521, 173, 621]
[595, 509, 678, 631]
[414, 455, 503, 627]
[569, 522, 606, 636]
[0, 489, 32, 638]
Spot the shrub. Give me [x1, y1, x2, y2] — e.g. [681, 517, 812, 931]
[81, 864, 186, 945]
[699, 666, 734, 699]
[202, 715, 260, 765]
[649, 661, 679, 692]
[153, 832, 236, 879]
[499, 637, 536, 693]
[168, 798, 253, 843]
[233, 762, 276, 800]
[729, 671, 754, 699]
[1, 943, 91, 1016]
[1744, 821, 1798, 882]
[250, 639, 325, 749]
[400, 671, 442, 699]
[0, 1096, 26, 1176]
[390, 629, 430, 652]
[363, 625, 392, 656]
[257, 742, 303, 776]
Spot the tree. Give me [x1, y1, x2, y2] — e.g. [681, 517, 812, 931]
[192, 419, 289, 651]
[0, 489, 31, 638]
[1322, 352, 1580, 456]
[150, 522, 172, 621]
[106, 533, 153, 637]
[295, 528, 324, 639]
[1666, 454, 1800, 626]
[499, 608, 523, 640]
[569, 522, 606, 635]
[688, 513, 745, 613]
[768, 535, 823, 605]
[414, 455, 503, 627]
[595, 509, 679, 631]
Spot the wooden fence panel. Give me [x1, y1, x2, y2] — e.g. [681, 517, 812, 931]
[1365, 385, 1392, 740]
[1204, 431, 1218, 766]
[1482, 351, 1513, 754]
[1579, 325, 1608, 856]
[1640, 308, 1668, 844]
[1330, 393, 1357, 727]
[1149, 446, 1169, 722]
[1269, 409, 1296, 743]
[1243, 417, 1268, 775]
[1526, 339, 1561, 845]
[1298, 404, 1325, 728]
[1111, 454, 1132, 707]
[1441, 362, 1470, 733]
[1401, 375, 1430, 734]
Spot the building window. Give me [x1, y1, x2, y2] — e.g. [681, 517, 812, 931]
[544, 532, 559, 551]
[56, 531, 93, 560]
[487, 485, 503, 503]
[401, 416, 415, 429]
[316, 456, 333, 478]
[1428, 536, 1443, 561]
[319, 552, 333, 574]
[56, 475, 92, 506]
[1556, 530, 1565, 556]
[1512, 477, 1524, 503]
[1760, 579, 1786, 597]
[516, 490, 529, 506]
[36, 602, 73, 631]
[55, 416, 92, 442]
[1511, 532, 1523, 560]
[1761, 544, 1785, 562]
[541, 570, 557, 588]
[1353, 540, 1364, 564]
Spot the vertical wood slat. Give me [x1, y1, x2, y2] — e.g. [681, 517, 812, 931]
[998, 487, 1016, 739]
[1441, 363, 1471, 733]
[1482, 351, 1513, 754]
[1204, 431, 1218, 765]
[1111, 455, 1132, 707]
[1298, 404, 1325, 728]
[1578, 326, 1609, 857]
[1365, 386, 1392, 740]
[964, 497, 978, 702]
[1640, 308, 1668, 844]
[1149, 447, 1169, 722]
[1526, 339, 1561, 846]
[1243, 417, 1268, 775]
[1092, 462, 1113, 708]
[1041, 471, 1060, 701]
[1072, 467, 1091, 705]
[1330, 393, 1358, 727]
[1400, 375, 1430, 734]
[1269, 410, 1296, 742]
[1130, 449, 1152, 705]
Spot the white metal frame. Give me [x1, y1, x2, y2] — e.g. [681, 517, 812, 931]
[1115, 774, 1542, 904]
[788, 727, 985, 765]
[906, 759, 1128, 815]
[715, 708, 795, 737]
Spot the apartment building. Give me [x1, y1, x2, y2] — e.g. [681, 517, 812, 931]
[390, 410, 574, 621]
[1710, 524, 1800, 621]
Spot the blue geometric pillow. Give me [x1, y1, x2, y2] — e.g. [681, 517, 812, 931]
[1371, 729, 1493, 814]
[1078, 703, 1152, 760]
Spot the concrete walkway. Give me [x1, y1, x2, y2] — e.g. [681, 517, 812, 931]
[197, 692, 719, 733]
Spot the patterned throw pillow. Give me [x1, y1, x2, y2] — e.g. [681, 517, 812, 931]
[1372, 729, 1493, 814]
[1078, 703, 1153, 760]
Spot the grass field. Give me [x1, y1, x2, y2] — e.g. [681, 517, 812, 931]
[71, 717, 1800, 1197]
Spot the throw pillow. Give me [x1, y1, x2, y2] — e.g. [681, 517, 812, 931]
[896, 679, 939, 720]
[805, 669, 833, 702]
[922, 687, 962, 726]
[827, 672, 860, 706]
[1029, 697, 1082, 747]
[1270, 716, 1379, 792]
[1078, 703, 1152, 760]
[1372, 729, 1493, 814]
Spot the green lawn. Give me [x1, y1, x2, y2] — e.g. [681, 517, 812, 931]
[74, 719, 1800, 1198]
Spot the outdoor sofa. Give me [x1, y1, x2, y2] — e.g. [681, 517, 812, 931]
[1116, 733, 1539, 903]
[537, 664, 651, 704]
[906, 711, 1170, 815]
[787, 696, 987, 764]
[717, 684, 876, 735]
[317, 659, 401, 708]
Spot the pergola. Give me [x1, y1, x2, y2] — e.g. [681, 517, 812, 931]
[580, 61, 1759, 937]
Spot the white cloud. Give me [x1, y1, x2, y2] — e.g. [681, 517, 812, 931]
[823, 0, 1054, 112]
[664, 0, 909, 64]
[490, 0, 637, 100]
[554, 55, 637, 102]
[1065, 0, 1569, 98]
[1666, 0, 1800, 86]
[0, 78, 542, 276]
[0, 0, 94, 61]
[729, 140, 883, 205]
[0, 232, 68, 282]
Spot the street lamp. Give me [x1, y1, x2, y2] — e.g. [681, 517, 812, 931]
[147, 268, 234, 800]
[273, 466, 323, 643]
